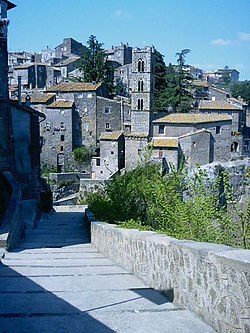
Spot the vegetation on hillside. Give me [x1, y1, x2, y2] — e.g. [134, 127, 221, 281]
[86, 162, 250, 249]
[230, 80, 250, 103]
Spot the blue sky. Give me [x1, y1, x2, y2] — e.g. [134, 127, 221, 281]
[8, 0, 250, 80]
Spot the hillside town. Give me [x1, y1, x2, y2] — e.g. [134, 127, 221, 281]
[0, 2, 250, 333]
[0, 0, 249, 209]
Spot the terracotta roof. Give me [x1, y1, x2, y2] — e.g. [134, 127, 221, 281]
[31, 94, 55, 104]
[47, 101, 74, 109]
[153, 113, 232, 124]
[152, 137, 178, 148]
[192, 80, 209, 88]
[100, 131, 123, 141]
[199, 100, 242, 110]
[47, 82, 102, 92]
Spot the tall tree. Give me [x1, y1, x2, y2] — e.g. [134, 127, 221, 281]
[153, 49, 167, 112]
[154, 49, 194, 113]
[77, 35, 106, 83]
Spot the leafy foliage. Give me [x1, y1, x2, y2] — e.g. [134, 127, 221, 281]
[87, 163, 250, 249]
[75, 35, 114, 94]
[72, 146, 91, 163]
[230, 80, 250, 103]
[153, 49, 194, 113]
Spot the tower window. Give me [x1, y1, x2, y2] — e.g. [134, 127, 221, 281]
[105, 107, 111, 114]
[138, 60, 145, 73]
[138, 80, 144, 92]
[137, 99, 144, 110]
[105, 122, 110, 130]
[60, 135, 65, 141]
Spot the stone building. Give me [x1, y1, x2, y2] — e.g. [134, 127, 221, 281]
[46, 82, 130, 151]
[54, 56, 80, 79]
[92, 131, 124, 179]
[10, 99, 45, 199]
[199, 100, 246, 156]
[105, 43, 132, 66]
[12, 63, 61, 89]
[40, 101, 80, 172]
[0, 0, 16, 172]
[198, 100, 245, 133]
[55, 37, 85, 58]
[123, 46, 155, 171]
[152, 113, 233, 169]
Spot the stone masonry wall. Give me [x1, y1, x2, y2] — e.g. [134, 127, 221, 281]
[90, 218, 250, 333]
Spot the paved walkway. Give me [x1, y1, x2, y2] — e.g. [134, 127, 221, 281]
[0, 206, 216, 333]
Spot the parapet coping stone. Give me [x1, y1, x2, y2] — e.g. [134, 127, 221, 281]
[88, 210, 250, 269]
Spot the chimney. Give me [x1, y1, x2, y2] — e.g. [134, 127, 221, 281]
[18, 75, 22, 105]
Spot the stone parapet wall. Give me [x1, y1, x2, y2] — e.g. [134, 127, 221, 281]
[89, 216, 250, 333]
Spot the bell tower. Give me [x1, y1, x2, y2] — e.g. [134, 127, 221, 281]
[130, 46, 154, 136]
[0, 0, 16, 171]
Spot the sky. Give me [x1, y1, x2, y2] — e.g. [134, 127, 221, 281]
[7, 0, 250, 80]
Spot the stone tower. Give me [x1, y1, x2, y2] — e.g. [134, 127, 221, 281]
[0, 0, 16, 171]
[130, 46, 154, 136]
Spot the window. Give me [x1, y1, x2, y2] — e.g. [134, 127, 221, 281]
[96, 159, 100, 166]
[216, 126, 221, 134]
[87, 93, 93, 99]
[60, 135, 65, 141]
[60, 122, 66, 130]
[159, 125, 165, 134]
[138, 60, 145, 72]
[138, 80, 144, 92]
[111, 151, 114, 155]
[105, 107, 111, 114]
[105, 122, 110, 130]
[137, 99, 143, 110]
[60, 146, 64, 152]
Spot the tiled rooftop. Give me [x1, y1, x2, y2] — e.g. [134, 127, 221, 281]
[31, 94, 55, 104]
[47, 101, 74, 108]
[47, 82, 102, 92]
[199, 100, 243, 110]
[100, 131, 123, 140]
[152, 137, 179, 148]
[153, 113, 232, 124]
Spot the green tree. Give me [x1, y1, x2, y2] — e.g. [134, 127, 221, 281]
[153, 49, 194, 113]
[77, 35, 106, 83]
[72, 146, 91, 163]
[153, 49, 167, 112]
[230, 80, 250, 103]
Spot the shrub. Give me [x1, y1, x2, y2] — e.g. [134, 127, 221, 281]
[73, 146, 91, 163]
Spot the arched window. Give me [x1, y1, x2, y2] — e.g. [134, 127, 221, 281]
[138, 80, 144, 92]
[137, 98, 144, 110]
[138, 60, 145, 73]
[231, 142, 239, 152]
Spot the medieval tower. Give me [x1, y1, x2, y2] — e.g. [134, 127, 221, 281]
[125, 46, 155, 170]
[130, 46, 154, 135]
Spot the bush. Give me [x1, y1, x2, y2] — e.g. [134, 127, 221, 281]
[87, 163, 250, 249]
[73, 146, 91, 163]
